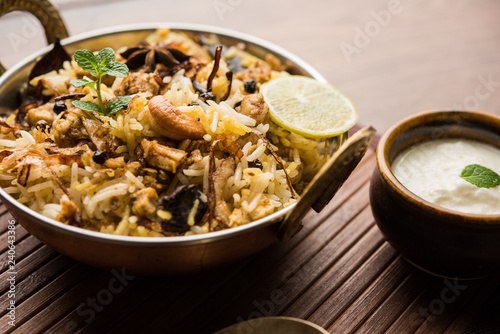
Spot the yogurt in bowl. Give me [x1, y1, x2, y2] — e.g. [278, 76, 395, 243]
[391, 138, 500, 215]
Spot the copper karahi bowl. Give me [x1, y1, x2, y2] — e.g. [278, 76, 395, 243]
[0, 1, 372, 275]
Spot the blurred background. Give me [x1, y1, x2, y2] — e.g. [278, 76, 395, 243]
[1, 0, 499, 133]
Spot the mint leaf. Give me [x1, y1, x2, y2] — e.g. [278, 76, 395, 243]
[85, 81, 97, 91]
[96, 47, 115, 69]
[105, 95, 134, 115]
[72, 100, 101, 113]
[70, 79, 97, 92]
[104, 61, 129, 78]
[74, 50, 99, 76]
[70, 79, 91, 88]
[460, 164, 500, 188]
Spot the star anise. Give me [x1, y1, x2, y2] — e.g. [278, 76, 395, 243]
[120, 41, 191, 73]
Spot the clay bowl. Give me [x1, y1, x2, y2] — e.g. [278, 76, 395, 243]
[370, 110, 500, 279]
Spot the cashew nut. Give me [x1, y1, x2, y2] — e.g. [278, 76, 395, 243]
[148, 95, 206, 140]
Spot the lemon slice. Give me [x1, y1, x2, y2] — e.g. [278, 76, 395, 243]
[261, 75, 358, 138]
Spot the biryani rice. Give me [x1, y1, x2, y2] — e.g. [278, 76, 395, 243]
[0, 29, 331, 237]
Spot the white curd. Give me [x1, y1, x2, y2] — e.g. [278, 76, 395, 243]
[391, 138, 500, 215]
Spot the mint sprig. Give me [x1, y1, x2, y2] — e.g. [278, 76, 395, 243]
[72, 100, 101, 113]
[105, 95, 134, 115]
[70, 47, 131, 116]
[460, 164, 500, 188]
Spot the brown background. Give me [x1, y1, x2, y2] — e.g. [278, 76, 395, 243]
[1, 0, 500, 133]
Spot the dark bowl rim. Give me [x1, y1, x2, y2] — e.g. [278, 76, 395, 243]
[376, 109, 500, 225]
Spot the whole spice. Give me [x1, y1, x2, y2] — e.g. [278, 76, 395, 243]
[55, 93, 86, 102]
[53, 101, 67, 114]
[120, 41, 191, 73]
[244, 80, 257, 94]
[221, 71, 234, 101]
[92, 151, 107, 164]
[248, 159, 263, 170]
[159, 185, 207, 233]
[192, 45, 223, 101]
[29, 37, 71, 81]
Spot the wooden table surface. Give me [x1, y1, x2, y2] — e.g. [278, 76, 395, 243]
[1, 1, 500, 333]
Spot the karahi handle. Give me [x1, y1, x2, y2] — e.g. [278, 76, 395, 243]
[0, 0, 69, 75]
[278, 126, 377, 240]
